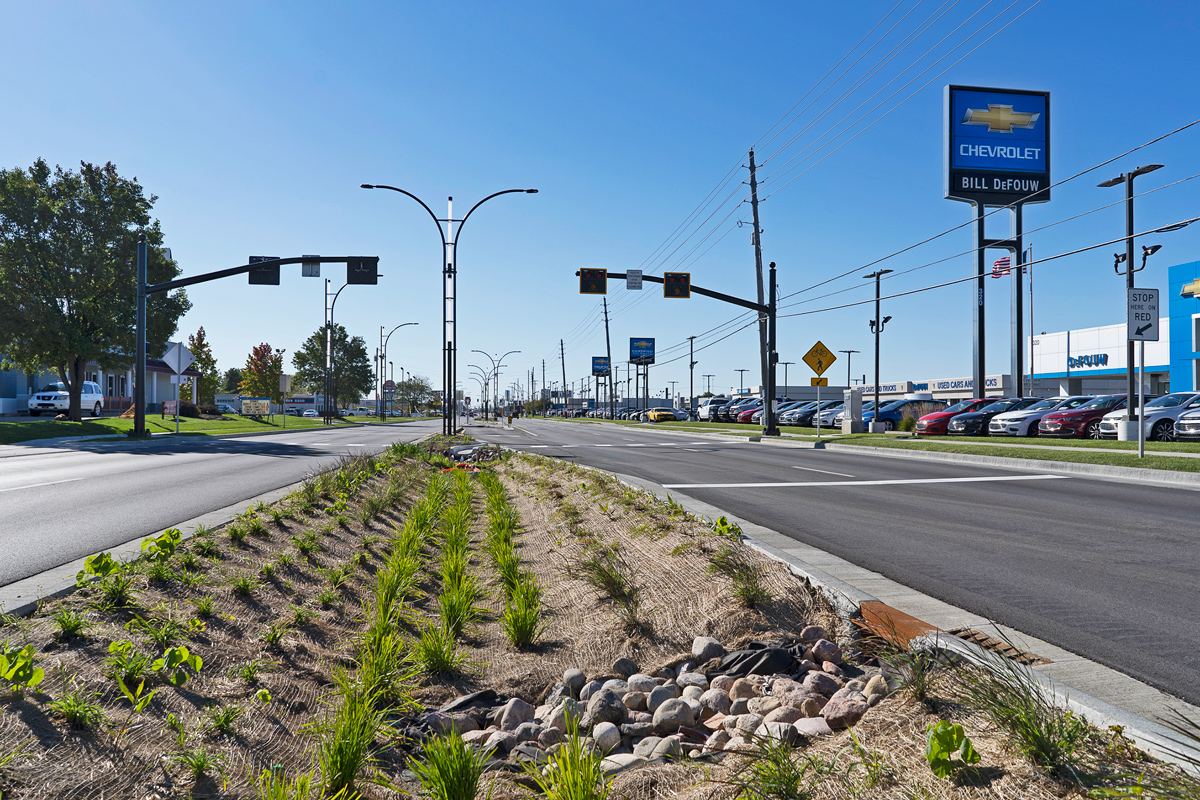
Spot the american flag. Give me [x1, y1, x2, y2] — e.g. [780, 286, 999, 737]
[992, 256, 1012, 278]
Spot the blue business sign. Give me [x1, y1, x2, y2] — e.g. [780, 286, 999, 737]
[1067, 354, 1109, 370]
[630, 338, 655, 365]
[945, 85, 1050, 205]
[592, 356, 610, 376]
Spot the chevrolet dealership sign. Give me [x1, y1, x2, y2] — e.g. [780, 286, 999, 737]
[945, 85, 1050, 204]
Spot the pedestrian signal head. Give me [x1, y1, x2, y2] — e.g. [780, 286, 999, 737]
[663, 272, 690, 298]
[579, 268, 607, 294]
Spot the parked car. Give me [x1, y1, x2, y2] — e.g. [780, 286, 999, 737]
[1038, 395, 1126, 439]
[751, 400, 806, 424]
[1173, 400, 1200, 441]
[697, 395, 729, 421]
[1097, 392, 1200, 441]
[718, 397, 757, 422]
[645, 407, 677, 422]
[946, 397, 1039, 436]
[783, 401, 839, 427]
[863, 398, 947, 431]
[814, 402, 845, 427]
[28, 381, 104, 417]
[915, 398, 992, 435]
[988, 396, 1091, 436]
[736, 400, 764, 423]
[779, 401, 817, 425]
[832, 401, 875, 427]
[302, 409, 318, 417]
[215, 402, 239, 415]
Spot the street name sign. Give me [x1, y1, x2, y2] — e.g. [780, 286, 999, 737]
[802, 341, 836, 376]
[1128, 288, 1160, 341]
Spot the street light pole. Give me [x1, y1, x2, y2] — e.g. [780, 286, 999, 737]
[361, 184, 537, 436]
[865, 270, 893, 431]
[1098, 164, 1163, 440]
[380, 322, 418, 420]
[779, 362, 794, 400]
[735, 369, 748, 394]
[326, 281, 350, 425]
[702, 374, 714, 395]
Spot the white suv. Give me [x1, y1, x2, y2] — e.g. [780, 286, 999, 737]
[28, 381, 104, 417]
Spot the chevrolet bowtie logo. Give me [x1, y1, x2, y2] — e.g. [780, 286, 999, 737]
[633, 341, 651, 348]
[1182, 278, 1200, 298]
[962, 104, 1041, 133]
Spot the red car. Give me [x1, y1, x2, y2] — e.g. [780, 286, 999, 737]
[915, 399, 992, 435]
[737, 401, 763, 423]
[1037, 395, 1126, 439]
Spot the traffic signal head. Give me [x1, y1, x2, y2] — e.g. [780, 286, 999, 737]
[664, 271, 691, 298]
[579, 268, 607, 294]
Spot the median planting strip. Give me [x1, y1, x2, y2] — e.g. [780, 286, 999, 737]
[1, 439, 1197, 798]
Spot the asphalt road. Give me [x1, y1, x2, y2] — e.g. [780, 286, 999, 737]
[476, 418, 1200, 708]
[0, 421, 439, 587]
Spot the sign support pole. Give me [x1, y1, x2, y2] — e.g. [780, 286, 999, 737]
[1138, 340, 1145, 459]
[973, 202, 987, 399]
[135, 235, 147, 437]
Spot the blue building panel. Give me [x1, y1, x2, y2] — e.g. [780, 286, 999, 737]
[1168, 261, 1200, 391]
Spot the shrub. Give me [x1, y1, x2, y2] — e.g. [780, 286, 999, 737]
[411, 731, 492, 800]
[898, 413, 917, 433]
[311, 672, 388, 797]
[412, 623, 468, 676]
[205, 703, 246, 737]
[523, 718, 610, 800]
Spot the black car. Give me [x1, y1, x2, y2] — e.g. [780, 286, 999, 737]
[946, 397, 1039, 436]
[787, 400, 841, 427]
[718, 398, 756, 422]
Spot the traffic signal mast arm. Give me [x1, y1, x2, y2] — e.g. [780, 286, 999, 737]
[574, 270, 767, 313]
[146, 256, 378, 295]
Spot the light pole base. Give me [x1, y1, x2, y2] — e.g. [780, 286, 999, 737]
[1116, 419, 1139, 441]
[868, 422, 889, 434]
[843, 421, 864, 434]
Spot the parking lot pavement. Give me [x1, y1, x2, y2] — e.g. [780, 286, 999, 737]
[477, 418, 1200, 715]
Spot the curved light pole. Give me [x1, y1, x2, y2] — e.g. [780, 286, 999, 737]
[380, 322, 418, 419]
[471, 349, 520, 421]
[469, 364, 490, 419]
[361, 183, 537, 435]
[326, 280, 350, 425]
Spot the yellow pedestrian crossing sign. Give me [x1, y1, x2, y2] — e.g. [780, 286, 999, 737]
[802, 341, 836, 377]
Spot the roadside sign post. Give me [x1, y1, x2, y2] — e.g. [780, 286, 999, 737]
[162, 342, 194, 435]
[803, 342, 836, 438]
[1127, 287, 1159, 457]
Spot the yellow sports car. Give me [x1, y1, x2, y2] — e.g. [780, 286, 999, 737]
[645, 408, 677, 422]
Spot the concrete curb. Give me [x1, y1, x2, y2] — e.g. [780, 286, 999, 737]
[533, 453, 1200, 773]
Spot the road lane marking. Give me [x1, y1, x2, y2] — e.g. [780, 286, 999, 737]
[0, 478, 82, 493]
[662, 475, 1067, 489]
[791, 465, 856, 478]
[596, 444, 613, 447]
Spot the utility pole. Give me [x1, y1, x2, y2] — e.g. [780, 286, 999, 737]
[838, 351, 860, 392]
[688, 335, 697, 419]
[603, 297, 614, 420]
[542, 359, 546, 418]
[559, 339, 567, 415]
[747, 149, 769, 406]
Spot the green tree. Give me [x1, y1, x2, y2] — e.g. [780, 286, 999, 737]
[291, 324, 373, 412]
[395, 375, 434, 415]
[0, 159, 190, 420]
[238, 343, 284, 404]
[222, 368, 242, 393]
[182, 327, 220, 405]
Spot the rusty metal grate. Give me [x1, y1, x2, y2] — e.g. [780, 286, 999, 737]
[947, 627, 1051, 666]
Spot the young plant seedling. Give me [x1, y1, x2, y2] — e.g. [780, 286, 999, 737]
[925, 720, 981, 778]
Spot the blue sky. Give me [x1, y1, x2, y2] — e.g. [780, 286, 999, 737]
[4, 1, 1200, 400]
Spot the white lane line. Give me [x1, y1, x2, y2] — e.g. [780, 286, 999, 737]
[0, 477, 82, 493]
[628, 444, 646, 447]
[684, 448, 703, 452]
[662, 474, 1067, 489]
[529, 445, 549, 448]
[791, 465, 857, 478]
[595, 444, 613, 447]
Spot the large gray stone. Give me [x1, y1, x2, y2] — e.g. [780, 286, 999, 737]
[592, 721, 621, 754]
[799, 625, 828, 643]
[579, 679, 604, 702]
[547, 698, 584, 732]
[793, 717, 834, 737]
[763, 706, 804, 725]
[698, 688, 732, 716]
[682, 685, 704, 701]
[633, 736, 663, 758]
[513, 721, 543, 743]
[747, 696, 781, 715]
[545, 682, 572, 706]
[691, 636, 725, 663]
[620, 721, 654, 739]
[676, 672, 709, 690]
[483, 730, 517, 754]
[729, 698, 750, 715]
[419, 711, 454, 735]
[802, 671, 841, 698]
[601, 679, 630, 695]
[652, 698, 695, 735]
[651, 736, 683, 759]
[704, 729, 731, 752]
[587, 689, 629, 725]
[623, 691, 648, 712]
[734, 713, 764, 736]
[755, 720, 803, 745]
[646, 685, 675, 714]
[600, 753, 647, 777]
[612, 657, 639, 678]
[820, 688, 869, 730]
[729, 678, 760, 699]
[539, 727, 566, 747]
[563, 668, 587, 694]
[627, 673, 658, 693]
[499, 698, 535, 731]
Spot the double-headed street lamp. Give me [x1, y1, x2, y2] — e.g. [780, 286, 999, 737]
[865, 269, 893, 431]
[379, 322, 418, 419]
[1098, 164, 1163, 440]
[360, 184, 537, 435]
[472, 349, 519, 421]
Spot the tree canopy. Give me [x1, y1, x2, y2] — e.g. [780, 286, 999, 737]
[223, 368, 243, 393]
[394, 374, 435, 414]
[238, 343, 284, 404]
[0, 159, 189, 420]
[183, 327, 220, 405]
[291, 324, 373, 411]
